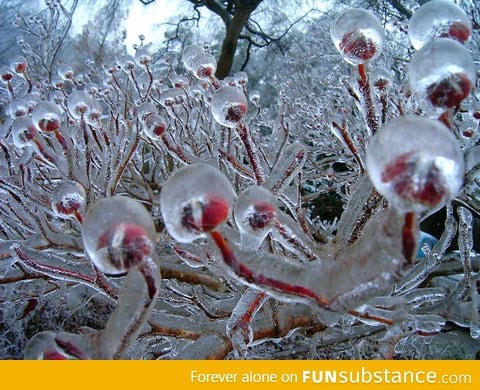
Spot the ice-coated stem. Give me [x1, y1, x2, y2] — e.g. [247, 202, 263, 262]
[209, 205, 407, 315]
[24, 256, 161, 359]
[237, 123, 265, 184]
[357, 63, 379, 135]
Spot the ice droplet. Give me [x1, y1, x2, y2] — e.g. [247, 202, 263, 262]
[408, 0, 472, 50]
[211, 86, 248, 128]
[366, 116, 463, 212]
[330, 8, 385, 66]
[408, 38, 475, 115]
[82, 197, 156, 275]
[234, 186, 277, 249]
[160, 164, 234, 243]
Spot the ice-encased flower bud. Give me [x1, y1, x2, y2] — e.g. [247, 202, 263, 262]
[330, 8, 385, 66]
[52, 180, 85, 220]
[31, 101, 63, 133]
[211, 86, 248, 127]
[408, 38, 475, 115]
[82, 197, 156, 275]
[67, 91, 93, 120]
[160, 164, 234, 243]
[234, 186, 277, 248]
[12, 117, 37, 148]
[366, 116, 463, 212]
[408, 0, 472, 50]
[189, 52, 217, 79]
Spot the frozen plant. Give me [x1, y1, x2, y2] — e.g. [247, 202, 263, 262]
[1, 1, 480, 359]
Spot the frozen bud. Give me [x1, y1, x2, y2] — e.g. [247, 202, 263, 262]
[31, 101, 63, 132]
[330, 8, 385, 65]
[135, 47, 152, 66]
[249, 90, 260, 104]
[12, 117, 37, 148]
[371, 67, 393, 92]
[408, 0, 472, 50]
[57, 64, 74, 80]
[211, 86, 248, 127]
[367, 116, 463, 212]
[234, 71, 248, 86]
[142, 113, 168, 139]
[182, 44, 206, 71]
[159, 87, 187, 107]
[67, 91, 93, 120]
[10, 55, 28, 74]
[160, 164, 234, 243]
[1, 66, 14, 83]
[409, 38, 475, 115]
[234, 186, 277, 242]
[52, 180, 85, 220]
[8, 98, 29, 118]
[189, 52, 217, 79]
[82, 197, 156, 275]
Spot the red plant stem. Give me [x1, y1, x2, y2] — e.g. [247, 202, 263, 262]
[332, 120, 365, 174]
[209, 230, 328, 306]
[402, 211, 416, 264]
[237, 123, 265, 185]
[357, 63, 379, 135]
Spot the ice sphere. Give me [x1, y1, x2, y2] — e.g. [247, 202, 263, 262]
[137, 102, 157, 121]
[160, 164, 234, 243]
[234, 186, 277, 248]
[142, 112, 168, 139]
[182, 44, 206, 71]
[57, 64, 74, 80]
[31, 101, 63, 133]
[0, 65, 14, 83]
[67, 91, 93, 120]
[159, 87, 187, 108]
[408, 0, 472, 50]
[10, 55, 28, 74]
[409, 38, 475, 115]
[135, 46, 152, 66]
[189, 52, 217, 79]
[82, 197, 156, 275]
[8, 98, 29, 118]
[52, 180, 86, 220]
[12, 117, 37, 148]
[211, 86, 248, 127]
[330, 8, 385, 66]
[366, 116, 463, 212]
[371, 67, 393, 92]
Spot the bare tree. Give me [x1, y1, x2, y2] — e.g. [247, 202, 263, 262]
[140, 0, 312, 78]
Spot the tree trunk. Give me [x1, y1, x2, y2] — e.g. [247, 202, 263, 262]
[215, 7, 251, 79]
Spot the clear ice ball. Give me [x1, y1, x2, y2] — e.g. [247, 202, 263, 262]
[52, 180, 86, 219]
[189, 52, 217, 79]
[211, 86, 248, 128]
[82, 197, 156, 275]
[67, 91, 93, 120]
[366, 116, 463, 212]
[31, 101, 63, 133]
[182, 44, 206, 71]
[234, 186, 277, 240]
[142, 113, 168, 139]
[408, 0, 472, 50]
[408, 38, 475, 115]
[330, 8, 385, 66]
[12, 117, 37, 148]
[160, 164, 234, 243]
